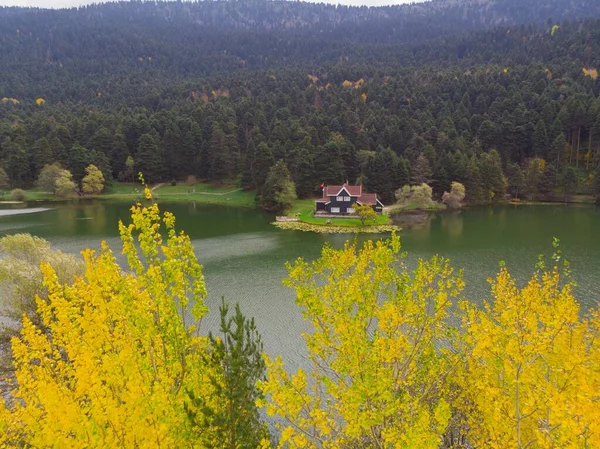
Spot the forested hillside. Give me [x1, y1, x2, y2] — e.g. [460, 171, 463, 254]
[0, 0, 599, 205]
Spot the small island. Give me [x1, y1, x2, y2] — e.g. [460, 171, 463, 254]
[273, 183, 400, 234]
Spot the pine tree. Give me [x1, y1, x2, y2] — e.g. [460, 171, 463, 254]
[411, 153, 433, 185]
[252, 142, 274, 190]
[539, 163, 558, 197]
[209, 124, 231, 181]
[5, 141, 31, 187]
[532, 119, 548, 157]
[315, 141, 345, 185]
[479, 150, 506, 201]
[549, 134, 568, 168]
[506, 162, 525, 199]
[464, 156, 485, 204]
[31, 138, 53, 176]
[562, 166, 578, 200]
[186, 299, 269, 449]
[288, 147, 315, 199]
[135, 133, 163, 183]
[259, 160, 297, 213]
[110, 133, 130, 180]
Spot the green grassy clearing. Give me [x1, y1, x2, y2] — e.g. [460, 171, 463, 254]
[149, 184, 255, 206]
[0, 182, 257, 207]
[0, 189, 54, 202]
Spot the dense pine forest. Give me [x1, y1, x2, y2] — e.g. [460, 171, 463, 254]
[0, 0, 600, 205]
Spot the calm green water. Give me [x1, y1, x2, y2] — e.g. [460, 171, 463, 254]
[0, 200, 599, 370]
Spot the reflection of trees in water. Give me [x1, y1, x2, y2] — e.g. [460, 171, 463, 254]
[56, 207, 77, 234]
[391, 211, 433, 234]
[84, 203, 107, 234]
[440, 210, 464, 239]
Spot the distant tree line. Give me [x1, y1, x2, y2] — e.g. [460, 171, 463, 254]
[0, 5, 599, 206]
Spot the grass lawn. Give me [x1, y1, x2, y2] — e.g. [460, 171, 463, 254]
[1, 182, 257, 207]
[150, 184, 256, 206]
[289, 199, 391, 227]
[0, 189, 54, 202]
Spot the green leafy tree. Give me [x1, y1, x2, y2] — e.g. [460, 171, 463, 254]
[124, 155, 135, 183]
[355, 203, 377, 225]
[55, 169, 77, 198]
[82, 164, 105, 194]
[442, 181, 466, 208]
[259, 160, 297, 213]
[186, 299, 269, 449]
[36, 163, 64, 194]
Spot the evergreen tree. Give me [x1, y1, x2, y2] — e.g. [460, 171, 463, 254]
[186, 299, 268, 449]
[464, 156, 485, 204]
[252, 143, 274, 191]
[288, 147, 315, 199]
[31, 138, 53, 176]
[532, 119, 548, 157]
[5, 141, 31, 187]
[67, 145, 93, 182]
[110, 133, 130, 180]
[539, 163, 558, 197]
[479, 150, 506, 201]
[411, 153, 433, 185]
[315, 141, 345, 185]
[259, 160, 297, 213]
[135, 134, 163, 184]
[562, 166, 578, 200]
[209, 124, 231, 181]
[506, 162, 525, 199]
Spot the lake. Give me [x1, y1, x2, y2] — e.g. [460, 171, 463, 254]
[1, 200, 599, 371]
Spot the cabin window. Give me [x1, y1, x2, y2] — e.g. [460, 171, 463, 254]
[344, 196, 351, 201]
[347, 207, 355, 214]
[330, 207, 340, 213]
[336, 196, 343, 201]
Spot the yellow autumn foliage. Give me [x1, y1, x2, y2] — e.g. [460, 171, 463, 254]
[551, 25, 560, 36]
[0, 186, 219, 447]
[582, 67, 598, 80]
[458, 243, 600, 448]
[259, 235, 462, 448]
[1, 97, 19, 105]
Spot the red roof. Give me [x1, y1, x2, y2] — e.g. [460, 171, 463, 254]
[323, 183, 362, 197]
[357, 193, 378, 205]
